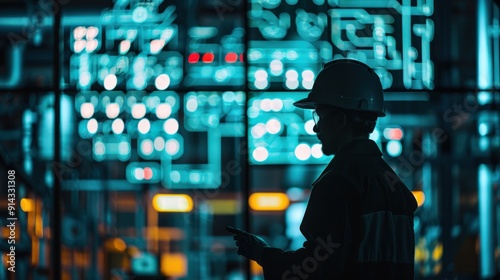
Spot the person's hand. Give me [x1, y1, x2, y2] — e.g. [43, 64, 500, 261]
[226, 226, 270, 264]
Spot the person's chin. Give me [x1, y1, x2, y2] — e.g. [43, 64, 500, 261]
[321, 145, 335, 156]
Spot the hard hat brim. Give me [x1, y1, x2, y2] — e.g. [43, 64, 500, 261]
[293, 98, 315, 109]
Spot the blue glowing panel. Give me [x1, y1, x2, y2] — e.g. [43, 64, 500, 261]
[74, 90, 244, 188]
[184, 27, 245, 87]
[68, 2, 183, 91]
[172, 91, 245, 188]
[248, 92, 331, 165]
[248, 0, 434, 90]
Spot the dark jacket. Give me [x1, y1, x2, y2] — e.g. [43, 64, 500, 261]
[260, 139, 418, 279]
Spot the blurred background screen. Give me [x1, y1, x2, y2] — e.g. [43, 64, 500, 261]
[0, 0, 499, 279]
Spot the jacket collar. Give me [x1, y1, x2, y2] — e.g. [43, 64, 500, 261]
[312, 139, 382, 186]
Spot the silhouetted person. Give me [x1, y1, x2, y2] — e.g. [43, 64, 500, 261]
[227, 59, 417, 279]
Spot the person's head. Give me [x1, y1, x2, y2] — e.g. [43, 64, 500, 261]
[294, 59, 385, 155]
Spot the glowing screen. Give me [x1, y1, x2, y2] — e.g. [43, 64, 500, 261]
[248, 0, 434, 90]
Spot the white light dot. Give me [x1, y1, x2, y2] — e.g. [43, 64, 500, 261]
[253, 147, 269, 162]
[156, 103, 172, 119]
[285, 79, 299, 89]
[271, 98, 283, 111]
[165, 139, 180, 155]
[118, 141, 130, 155]
[251, 123, 267, 139]
[85, 39, 98, 53]
[266, 119, 281, 134]
[80, 102, 94, 118]
[111, 118, 124, 134]
[106, 103, 120, 119]
[311, 144, 323, 158]
[254, 80, 268, 90]
[260, 98, 272, 112]
[73, 26, 86, 40]
[295, 144, 311, 161]
[155, 74, 171, 90]
[255, 69, 268, 81]
[302, 80, 314, 89]
[86, 26, 99, 39]
[132, 103, 146, 119]
[134, 167, 144, 180]
[141, 139, 154, 156]
[138, 118, 150, 134]
[222, 91, 236, 103]
[87, 118, 98, 134]
[119, 40, 131, 54]
[104, 74, 117, 90]
[270, 59, 283, 75]
[94, 141, 105, 156]
[186, 97, 198, 112]
[304, 120, 315, 135]
[301, 70, 315, 81]
[79, 72, 91, 87]
[154, 136, 165, 151]
[163, 118, 179, 134]
[285, 69, 298, 80]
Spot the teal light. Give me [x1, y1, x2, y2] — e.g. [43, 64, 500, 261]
[185, 96, 198, 112]
[478, 122, 489, 136]
[118, 141, 130, 155]
[386, 140, 402, 157]
[132, 6, 148, 23]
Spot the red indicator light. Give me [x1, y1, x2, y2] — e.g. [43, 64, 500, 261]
[202, 52, 214, 63]
[188, 53, 200, 63]
[225, 52, 238, 63]
[239, 53, 244, 62]
[384, 128, 403, 140]
[144, 167, 153, 180]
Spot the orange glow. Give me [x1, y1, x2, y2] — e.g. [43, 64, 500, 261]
[20, 198, 34, 212]
[113, 238, 127, 252]
[152, 194, 193, 212]
[412, 191, 426, 207]
[249, 192, 289, 211]
[161, 253, 187, 277]
[251, 260, 263, 275]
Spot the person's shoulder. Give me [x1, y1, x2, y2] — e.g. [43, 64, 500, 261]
[312, 170, 354, 194]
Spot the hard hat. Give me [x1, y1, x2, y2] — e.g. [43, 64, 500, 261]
[294, 59, 386, 116]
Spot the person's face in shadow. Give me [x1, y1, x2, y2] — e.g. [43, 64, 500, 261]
[313, 107, 348, 156]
